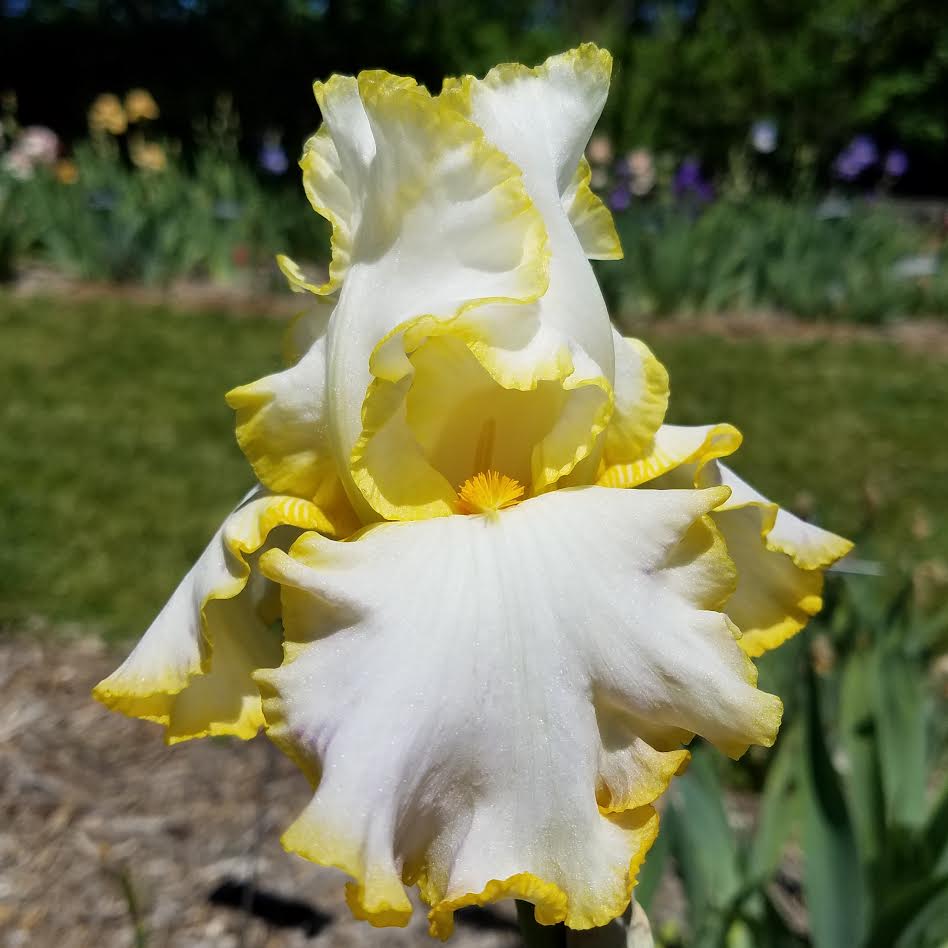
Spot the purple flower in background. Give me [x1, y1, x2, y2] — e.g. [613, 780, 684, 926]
[674, 157, 701, 190]
[673, 157, 713, 203]
[849, 135, 878, 167]
[833, 134, 878, 181]
[608, 185, 631, 212]
[259, 132, 289, 175]
[884, 148, 908, 178]
[750, 119, 777, 154]
[833, 150, 863, 181]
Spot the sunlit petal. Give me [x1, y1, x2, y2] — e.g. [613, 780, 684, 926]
[602, 331, 670, 468]
[697, 461, 854, 656]
[257, 486, 781, 934]
[562, 157, 623, 260]
[93, 491, 335, 742]
[598, 422, 742, 489]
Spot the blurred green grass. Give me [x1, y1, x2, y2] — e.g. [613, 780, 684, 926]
[2, 293, 945, 641]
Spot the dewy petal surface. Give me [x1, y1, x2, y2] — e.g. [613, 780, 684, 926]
[257, 486, 782, 934]
[93, 490, 335, 742]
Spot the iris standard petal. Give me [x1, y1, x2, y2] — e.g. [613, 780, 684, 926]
[255, 486, 781, 935]
[442, 44, 617, 377]
[93, 491, 336, 742]
[310, 72, 559, 521]
[561, 157, 623, 260]
[601, 331, 670, 468]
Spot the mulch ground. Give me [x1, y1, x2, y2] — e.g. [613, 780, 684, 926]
[0, 631, 523, 948]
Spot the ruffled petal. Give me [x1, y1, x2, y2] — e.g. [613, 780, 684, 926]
[602, 331, 669, 468]
[562, 158, 623, 260]
[227, 310, 332, 499]
[443, 44, 614, 199]
[440, 44, 617, 377]
[697, 461, 853, 656]
[310, 68, 614, 520]
[297, 125, 354, 295]
[598, 422, 742, 489]
[225, 303, 361, 535]
[256, 486, 781, 934]
[276, 254, 331, 297]
[93, 491, 335, 742]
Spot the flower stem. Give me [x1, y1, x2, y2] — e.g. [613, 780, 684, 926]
[516, 900, 567, 948]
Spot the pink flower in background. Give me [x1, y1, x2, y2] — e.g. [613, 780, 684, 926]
[2, 125, 59, 179]
[586, 132, 613, 165]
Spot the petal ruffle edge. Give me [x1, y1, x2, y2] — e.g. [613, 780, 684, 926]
[92, 492, 336, 742]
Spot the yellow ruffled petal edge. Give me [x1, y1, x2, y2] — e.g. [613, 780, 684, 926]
[604, 336, 670, 467]
[426, 808, 658, 939]
[598, 422, 743, 489]
[441, 42, 612, 115]
[737, 574, 825, 659]
[276, 253, 331, 296]
[597, 749, 692, 814]
[297, 121, 352, 295]
[225, 377, 360, 538]
[92, 495, 336, 738]
[274, 797, 660, 940]
[720, 497, 853, 658]
[563, 157, 623, 260]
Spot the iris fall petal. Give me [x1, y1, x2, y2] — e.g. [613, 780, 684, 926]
[93, 491, 336, 742]
[256, 486, 781, 935]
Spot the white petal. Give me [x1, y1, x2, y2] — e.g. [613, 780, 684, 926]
[93, 491, 335, 742]
[257, 486, 781, 933]
[442, 45, 618, 376]
[697, 461, 853, 656]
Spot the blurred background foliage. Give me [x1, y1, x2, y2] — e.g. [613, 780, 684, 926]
[3, 0, 947, 184]
[2, 0, 948, 318]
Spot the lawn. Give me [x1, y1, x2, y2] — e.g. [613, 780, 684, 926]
[2, 292, 945, 641]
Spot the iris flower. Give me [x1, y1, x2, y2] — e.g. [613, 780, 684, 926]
[94, 45, 851, 937]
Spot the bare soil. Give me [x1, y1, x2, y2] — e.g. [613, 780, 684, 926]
[0, 631, 521, 948]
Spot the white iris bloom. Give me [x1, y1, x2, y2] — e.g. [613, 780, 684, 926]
[95, 46, 851, 938]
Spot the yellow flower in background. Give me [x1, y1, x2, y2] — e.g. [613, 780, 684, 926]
[88, 93, 127, 135]
[129, 134, 167, 172]
[125, 87, 160, 123]
[55, 158, 78, 184]
[94, 45, 851, 938]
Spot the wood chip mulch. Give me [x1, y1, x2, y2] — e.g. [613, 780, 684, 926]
[0, 632, 521, 948]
